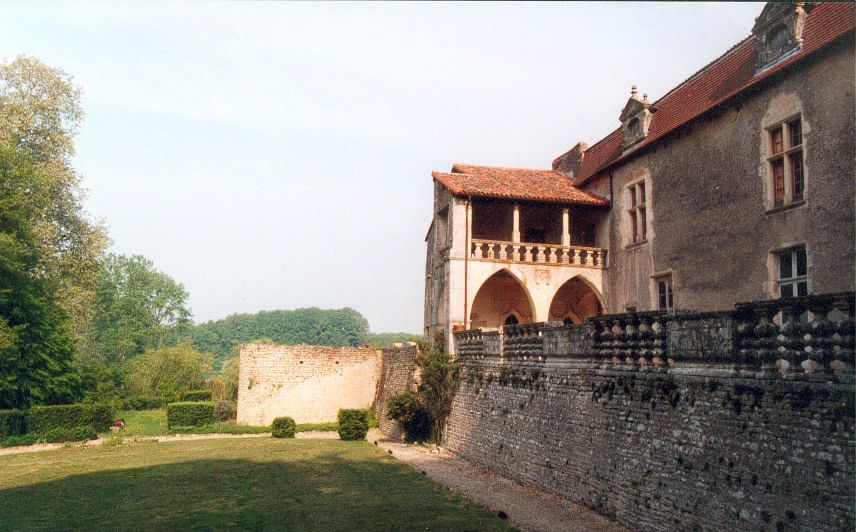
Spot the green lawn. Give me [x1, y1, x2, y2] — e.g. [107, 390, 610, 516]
[0, 438, 512, 530]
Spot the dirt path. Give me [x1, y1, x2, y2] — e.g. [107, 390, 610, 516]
[368, 430, 625, 532]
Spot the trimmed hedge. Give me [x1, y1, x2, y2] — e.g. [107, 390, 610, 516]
[271, 417, 296, 438]
[337, 409, 369, 441]
[39, 425, 98, 443]
[0, 410, 26, 437]
[27, 404, 114, 434]
[0, 434, 38, 448]
[167, 402, 216, 429]
[180, 390, 211, 401]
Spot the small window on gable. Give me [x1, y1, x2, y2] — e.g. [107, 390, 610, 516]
[766, 114, 805, 209]
[504, 314, 519, 326]
[776, 247, 808, 298]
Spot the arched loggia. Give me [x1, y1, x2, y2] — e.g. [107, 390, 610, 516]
[469, 270, 534, 329]
[548, 276, 603, 324]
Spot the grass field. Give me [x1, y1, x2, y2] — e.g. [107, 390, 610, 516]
[0, 438, 511, 530]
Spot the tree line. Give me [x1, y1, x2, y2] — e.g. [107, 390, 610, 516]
[0, 55, 413, 410]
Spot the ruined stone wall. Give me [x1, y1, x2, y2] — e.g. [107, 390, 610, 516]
[374, 344, 420, 440]
[444, 299, 855, 530]
[237, 344, 380, 425]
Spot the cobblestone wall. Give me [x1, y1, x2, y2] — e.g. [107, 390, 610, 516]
[444, 295, 855, 530]
[374, 344, 420, 440]
[237, 343, 380, 425]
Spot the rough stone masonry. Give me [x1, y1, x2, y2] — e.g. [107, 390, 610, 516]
[443, 295, 854, 531]
[237, 342, 419, 427]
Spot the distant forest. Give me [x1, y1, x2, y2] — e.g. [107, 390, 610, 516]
[176, 308, 416, 368]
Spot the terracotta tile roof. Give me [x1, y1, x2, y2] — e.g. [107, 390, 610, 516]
[432, 164, 609, 206]
[574, 2, 855, 186]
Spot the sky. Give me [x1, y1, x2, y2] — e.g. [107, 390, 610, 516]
[0, 1, 764, 333]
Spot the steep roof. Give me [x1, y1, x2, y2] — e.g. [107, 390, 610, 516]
[432, 164, 609, 206]
[572, 2, 855, 186]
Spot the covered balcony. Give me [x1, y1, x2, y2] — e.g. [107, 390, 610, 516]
[469, 198, 608, 268]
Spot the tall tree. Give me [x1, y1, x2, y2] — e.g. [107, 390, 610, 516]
[86, 253, 191, 365]
[0, 144, 80, 408]
[0, 55, 108, 346]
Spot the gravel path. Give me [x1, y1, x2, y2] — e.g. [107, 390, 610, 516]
[0, 430, 351, 456]
[368, 430, 625, 532]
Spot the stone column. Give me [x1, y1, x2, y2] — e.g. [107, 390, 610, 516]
[513, 204, 521, 243]
[562, 208, 571, 246]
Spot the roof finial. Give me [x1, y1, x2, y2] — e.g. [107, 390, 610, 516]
[631, 85, 638, 98]
[643, 93, 649, 103]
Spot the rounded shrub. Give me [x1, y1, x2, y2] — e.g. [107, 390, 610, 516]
[386, 391, 433, 442]
[337, 409, 369, 441]
[271, 417, 296, 438]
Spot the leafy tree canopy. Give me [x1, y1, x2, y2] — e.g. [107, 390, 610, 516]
[177, 307, 371, 367]
[124, 340, 212, 398]
[0, 55, 108, 346]
[85, 253, 191, 365]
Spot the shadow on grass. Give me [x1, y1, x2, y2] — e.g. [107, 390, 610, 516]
[0, 449, 511, 531]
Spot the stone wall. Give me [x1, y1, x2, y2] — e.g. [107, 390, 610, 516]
[237, 344, 380, 425]
[444, 294, 854, 530]
[374, 344, 420, 440]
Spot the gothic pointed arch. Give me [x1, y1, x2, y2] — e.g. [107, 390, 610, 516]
[469, 269, 534, 329]
[548, 276, 604, 324]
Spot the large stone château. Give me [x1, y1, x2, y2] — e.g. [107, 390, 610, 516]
[424, 1, 854, 353]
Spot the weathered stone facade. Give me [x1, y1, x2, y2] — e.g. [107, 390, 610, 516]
[237, 343, 381, 425]
[445, 294, 854, 530]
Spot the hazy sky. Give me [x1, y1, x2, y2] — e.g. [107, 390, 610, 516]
[1, 1, 763, 333]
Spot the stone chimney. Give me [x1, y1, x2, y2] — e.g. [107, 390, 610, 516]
[552, 142, 589, 181]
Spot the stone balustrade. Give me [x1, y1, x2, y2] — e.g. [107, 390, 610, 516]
[734, 292, 854, 374]
[470, 239, 608, 268]
[454, 292, 855, 376]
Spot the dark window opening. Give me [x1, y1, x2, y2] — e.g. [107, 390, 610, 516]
[504, 314, 519, 326]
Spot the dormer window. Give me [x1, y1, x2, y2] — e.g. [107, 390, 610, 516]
[752, 2, 811, 71]
[628, 118, 641, 137]
[619, 86, 656, 149]
[768, 25, 791, 57]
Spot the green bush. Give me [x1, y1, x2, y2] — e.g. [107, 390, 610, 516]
[180, 390, 211, 401]
[26, 404, 114, 434]
[337, 409, 369, 441]
[386, 390, 433, 442]
[271, 417, 296, 438]
[38, 425, 98, 443]
[166, 402, 216, 429]
[0, 410, 26, 437]
[122, 396, 172, 410]
[0, 434, 37, 448]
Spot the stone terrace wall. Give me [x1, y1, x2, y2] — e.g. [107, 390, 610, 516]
[444, 293, 855, 531]
[237, 344, 380, 425]
[374, 344, 420, 440]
